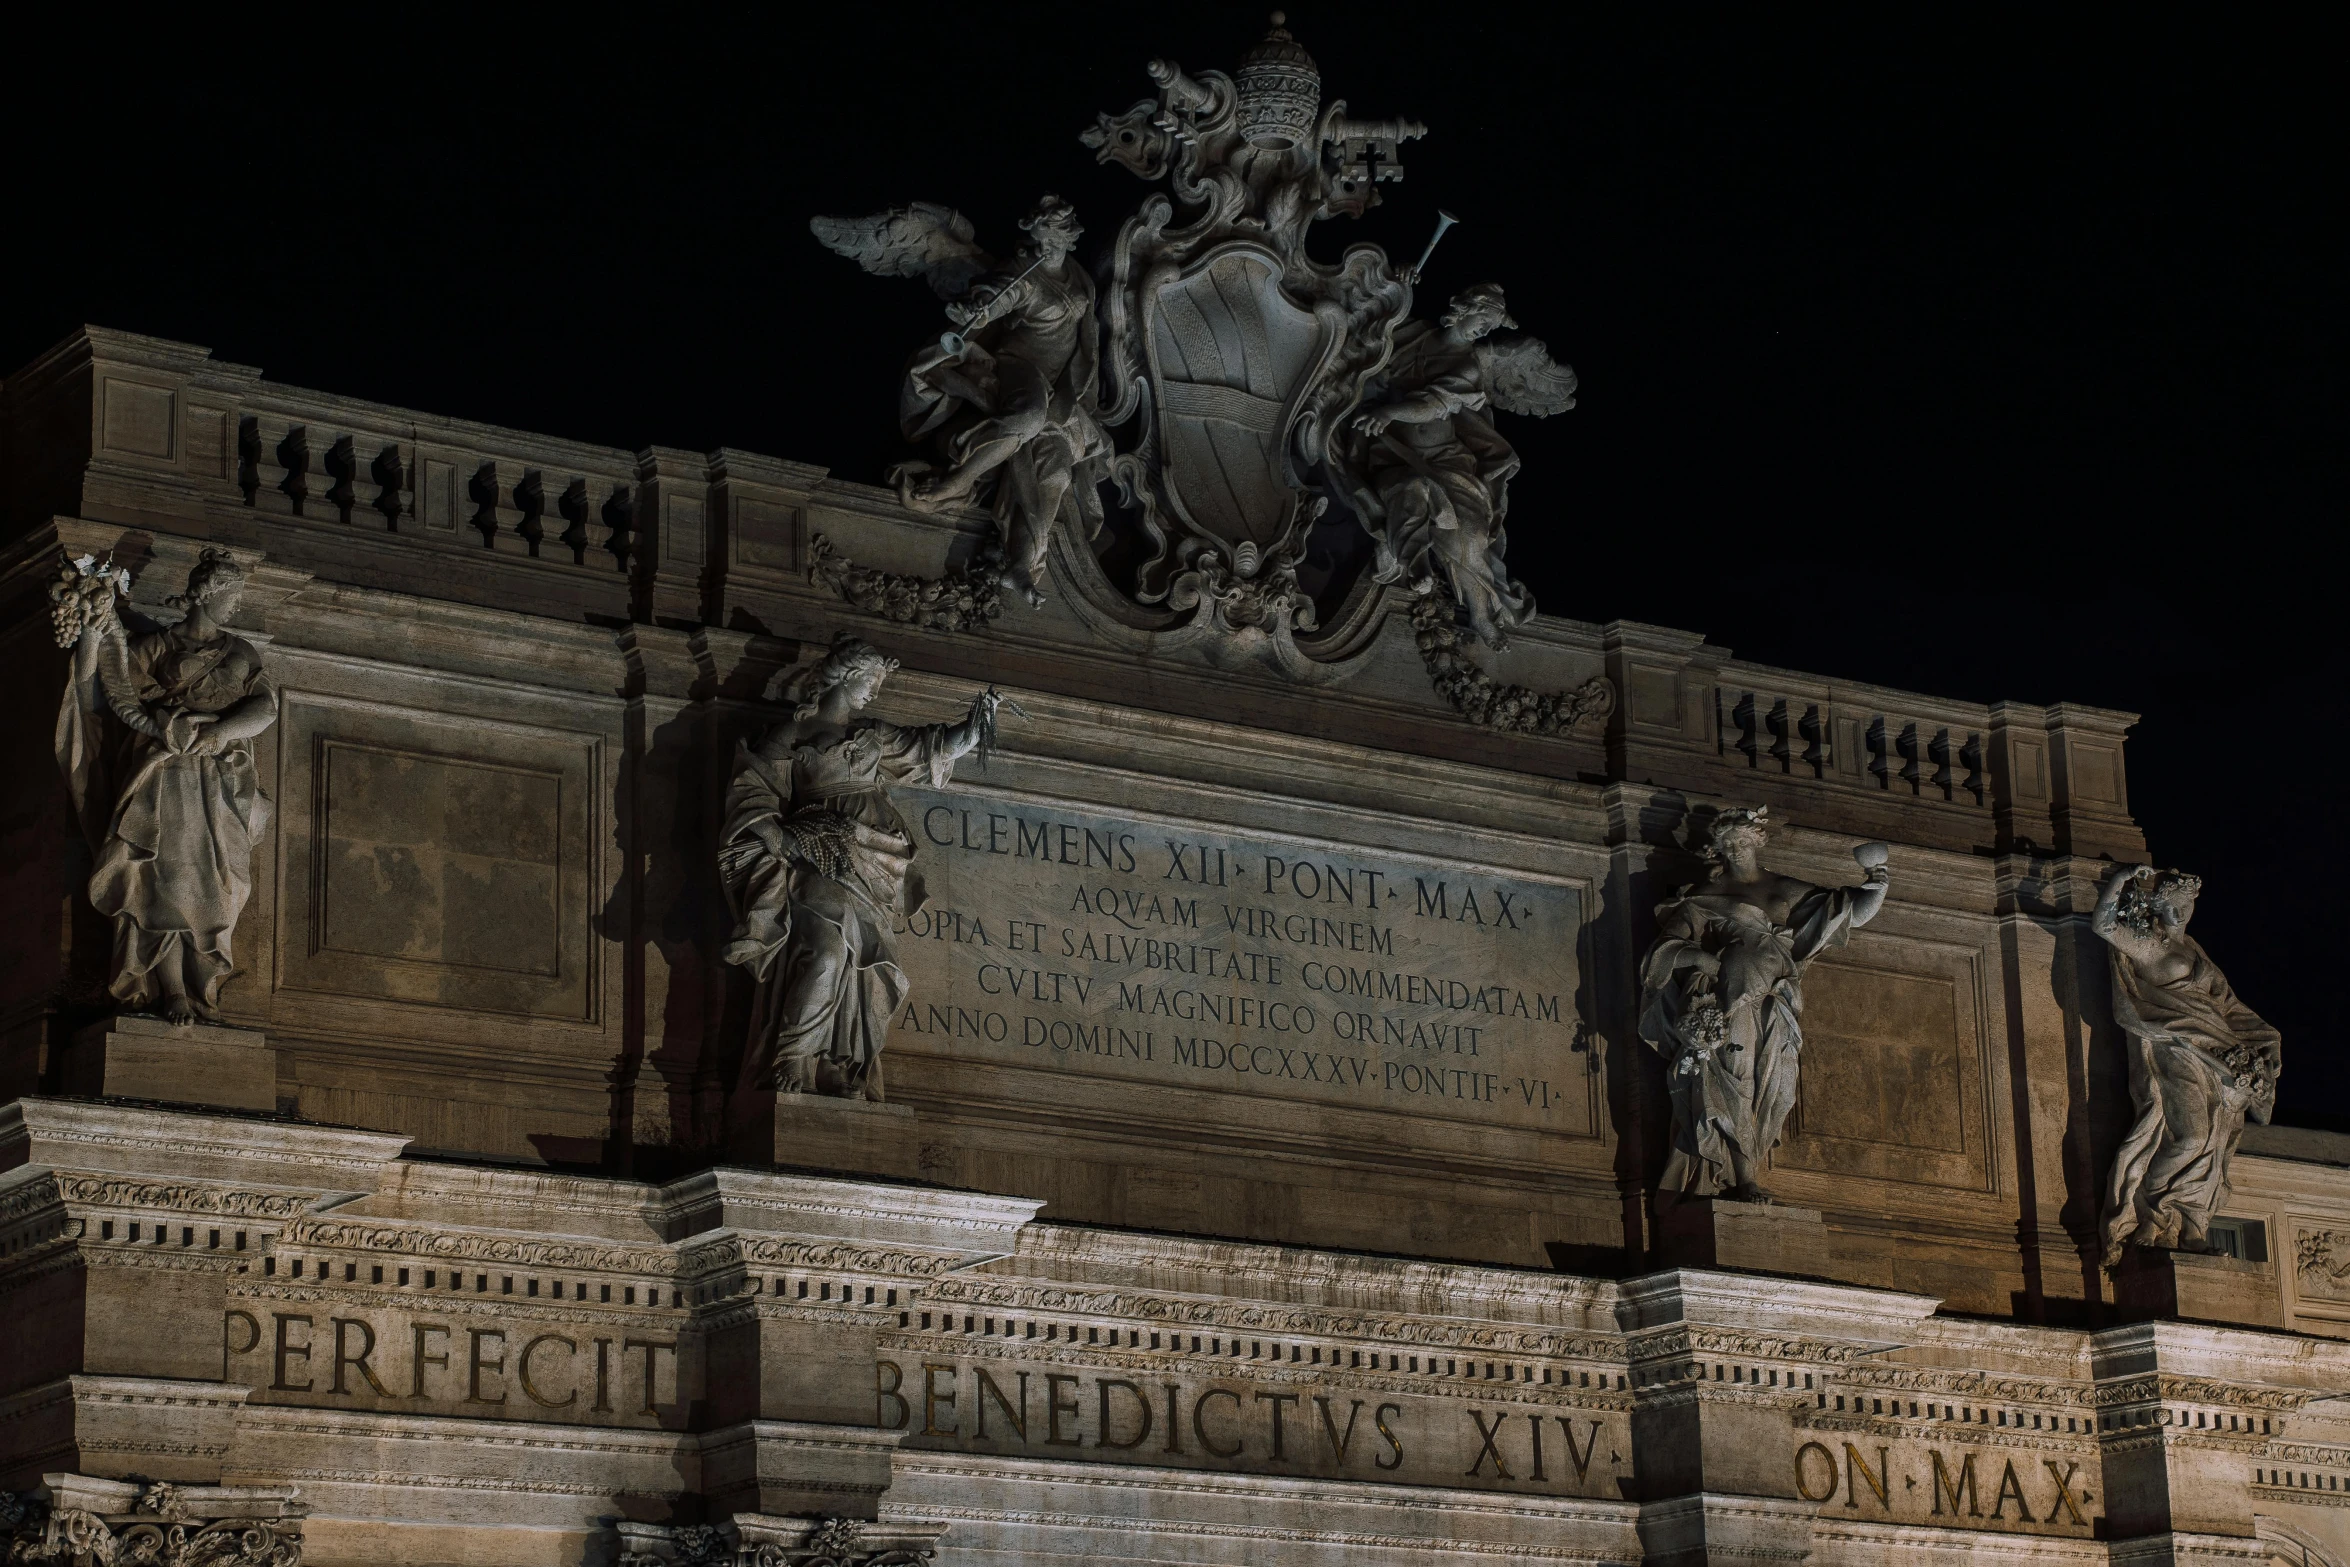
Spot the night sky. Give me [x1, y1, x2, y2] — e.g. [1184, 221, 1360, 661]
[13, 8, 2343, 1126]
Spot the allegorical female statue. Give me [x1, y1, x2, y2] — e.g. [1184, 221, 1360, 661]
[51, 549, 279, 1024]
[719, 634, 1005, 1101]
[2095, 865, 2281, 1263]
[812, 195, 1110, 609]
[1338, 281, 1577, 650]
[1638, 806, 1891, 1200]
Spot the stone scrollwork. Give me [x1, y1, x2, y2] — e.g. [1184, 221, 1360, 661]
[804, 533, 1004, 635]
[1087, 19, 1417, 673]
[817, 17, 1604, 684]
[616, 1523, 733, 1567]
[2, 1478, 304, 1567]
[1409, 588, 1613, 735]
[614, 1518, 940, 1567]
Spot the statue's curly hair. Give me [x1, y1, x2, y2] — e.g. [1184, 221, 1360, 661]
[781, 631, 899, 719]
[1698, 805, 1770, 868]
[1020, 193, 1083, 242]
[169, 547, 249, 609]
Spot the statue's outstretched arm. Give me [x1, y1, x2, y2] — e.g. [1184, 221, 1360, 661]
[1849, 865, 1891, 927]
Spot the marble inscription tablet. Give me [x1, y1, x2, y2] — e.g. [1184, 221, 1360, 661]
[892, 786, 1595, 1137]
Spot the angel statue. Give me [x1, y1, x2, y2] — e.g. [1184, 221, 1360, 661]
[1336, 281, 1576, 649]
[1638, 807, 1891, 1201]
[2094, 865, 2281, 1264]
[812, 195, 1110, 609]
[719, 633, 1009, 1102]
[50, 548, 279, 1025]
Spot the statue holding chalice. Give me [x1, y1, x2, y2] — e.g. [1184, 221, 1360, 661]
[1638, 808, 1892, 1200]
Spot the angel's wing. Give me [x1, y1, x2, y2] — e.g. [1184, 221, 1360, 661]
[809, 203, 993, 300]
[1476, 333, 1580, 418]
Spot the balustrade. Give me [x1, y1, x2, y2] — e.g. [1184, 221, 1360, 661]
[1716, 679, 1987, 812]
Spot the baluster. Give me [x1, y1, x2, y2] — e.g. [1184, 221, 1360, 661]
[1798, 704, 1828, 777]
[1928, 727, 1953, 800]
[236, 417, 261, 507]
[1959, 733, 1986, 805]
[1766, 698, 1792, 771]
[1866, 716, 1890, 789]
[370, 445, 406, 530]
[1897, 722, 1923, 793]
[603, 487, 636, 572]
[514, 470, 546, 557]
[468, 462, 501, 547]
[1926, 723, 1964, 798]
[324, 435, 357, 523]
[559, 479, 592, 564]
[1723, 691, 1758, 766]
[277, 426, 311, 517]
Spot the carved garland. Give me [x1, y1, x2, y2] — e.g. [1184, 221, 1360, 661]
[3, 1178, 310, 1224]
[806, 533, 1003, 635]
[1409, 589, 1614, 736]
[687, 1236, 967, 1279]
[282, 1220, 675, 1276]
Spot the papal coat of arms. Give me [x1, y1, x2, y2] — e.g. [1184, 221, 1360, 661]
[814, 13, 1591, 694]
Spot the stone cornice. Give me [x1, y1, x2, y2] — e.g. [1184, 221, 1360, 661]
[1613, 1269, 1940, 1345]
[0, 1099, 409, 1185]
[656, 1169, 1040, 1257]
[924, 1273, 1623, 1358]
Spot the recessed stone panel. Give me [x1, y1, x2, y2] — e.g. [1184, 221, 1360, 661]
[99, 376, 177, 461]
[1776, 940, 1991, 1192]
[319, 743, 562, 978]
[277, 696, 598, 1021]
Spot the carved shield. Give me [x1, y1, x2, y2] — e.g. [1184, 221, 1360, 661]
[1144, 245, 1343, 548]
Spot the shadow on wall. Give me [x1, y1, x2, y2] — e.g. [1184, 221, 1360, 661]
[576, 631, 802, 1180]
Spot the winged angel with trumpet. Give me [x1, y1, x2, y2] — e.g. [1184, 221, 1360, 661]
[1337, 280, 1578, 649]
[812, 197, 1109, 608]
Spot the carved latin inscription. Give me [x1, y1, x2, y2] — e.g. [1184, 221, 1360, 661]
[891, 787, 1593, 1135]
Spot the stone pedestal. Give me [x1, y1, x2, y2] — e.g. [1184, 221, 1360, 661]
[1652, 1194, 1827, 1276]
[65, 1016, 278, 1112]
[729, 1087, 920, 1179]
[2108, 1244, 2284, 1328]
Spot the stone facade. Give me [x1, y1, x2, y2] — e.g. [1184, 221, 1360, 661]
[2, 324, 2347, 1566]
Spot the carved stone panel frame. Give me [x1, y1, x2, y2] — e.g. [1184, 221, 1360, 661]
[1772, 932, 1998, 1196]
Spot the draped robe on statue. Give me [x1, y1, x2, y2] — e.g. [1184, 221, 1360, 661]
[719, 720, 959, 1101]
[2101, 935, 2280, 1261]
[1638, 885, 1863, 1196]
[55, 624, 275, 1015]
[1351, 321, 1533, 649]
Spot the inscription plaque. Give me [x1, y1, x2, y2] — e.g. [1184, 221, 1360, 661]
[891, 786, 1595, 1135]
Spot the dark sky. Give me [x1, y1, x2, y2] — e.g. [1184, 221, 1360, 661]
[13, 7, 2344, 1125]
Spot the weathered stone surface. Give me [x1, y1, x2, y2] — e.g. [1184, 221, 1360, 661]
[0, 159, 2342, 1559]
[66, 1017, 277, 1112]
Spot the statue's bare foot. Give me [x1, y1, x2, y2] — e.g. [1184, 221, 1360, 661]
[1723, 1182, 1769, 1204]
[161, 998, 200, 1026]
[999, 567, 1046, 609]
